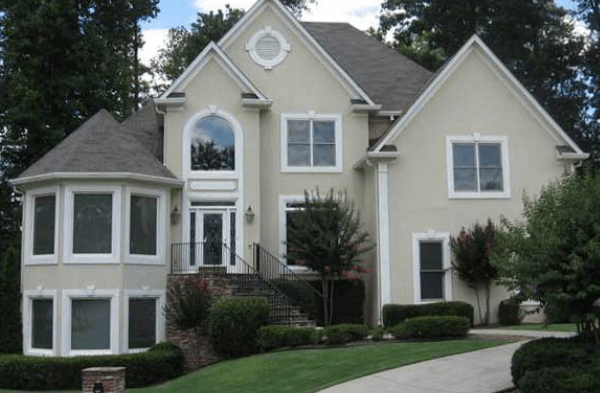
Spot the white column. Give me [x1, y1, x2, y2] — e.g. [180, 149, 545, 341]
[377, 163, 392, 318]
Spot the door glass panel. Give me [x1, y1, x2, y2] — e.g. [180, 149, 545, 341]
[203, 213, 223, 266]
[230, 212, 236, 266]
[189, 212, 196, 266]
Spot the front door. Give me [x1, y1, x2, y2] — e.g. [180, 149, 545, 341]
[188, 207, 235, 270]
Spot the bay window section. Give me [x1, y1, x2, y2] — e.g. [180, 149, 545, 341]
[128, 298, 157, 350]
[71, 299, 111, 351]
[73, 194, 113, 254]
[31, 299, 53, 350]
[130, 195, 158, 256]
[33, 195, 56, 255]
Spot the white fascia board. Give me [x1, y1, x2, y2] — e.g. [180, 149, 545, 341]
[242, 98, 273, 109]
[218, 0, 377, 106]
[558, 152, 590, 161]
[160, 42, 266, 100]
[373, 35, 587, 156]
[353, 152, 399, 171]
[11, 172, 183, 187]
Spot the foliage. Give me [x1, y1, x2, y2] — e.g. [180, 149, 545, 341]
[208, 297, 269, 358]
[0, 235, 21, 354]
[191, 141, 235, 171]
[308, 279, 365, 325]
[451, 220, 499, 325]
[382, 301, 474, 328]
[518, 366, 600, 393]
[274, 278, 318, 318]
[390, 316, 470, 339]
[323, 324, 370, 345]
[370, 326, 386, 341]
[498, 298, 522, 326]
[544, 301, 573, 324]
[164, 278, 218, 332]
[492, 173, 600, 341]
[256, 326, 316, 351]
[286, 189, 374, 325]
[0, 344, 184, 390]
[511, 337, 599, 388]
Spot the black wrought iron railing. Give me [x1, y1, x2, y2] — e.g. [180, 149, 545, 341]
[170, 241, 237, 274]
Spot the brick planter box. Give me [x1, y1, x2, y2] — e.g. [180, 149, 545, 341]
[82, 367, 125, 393]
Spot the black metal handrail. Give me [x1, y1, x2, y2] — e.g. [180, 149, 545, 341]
[171, 242, 236, 274]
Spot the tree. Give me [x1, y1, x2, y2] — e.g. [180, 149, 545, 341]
[150, 0, 316, 90]
[493, 173, 600, 342]
[285, 189, 374, 326]
[450, 220, 499, 326]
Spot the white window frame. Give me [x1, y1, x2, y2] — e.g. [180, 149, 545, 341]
[25, 187, 59, 265]
[279, 195, 310, 272]
[412, 231, 453, 303]
[246, 26, 291, 70]
[62, 289, 119, 357]
[125, 187, 166, 265]
[281, 113, 343, 173]
[446, 135, 510, 199]
[23, 289, 58, 356]
[123, 290, 165, 353]
[63, 185, 121, 264]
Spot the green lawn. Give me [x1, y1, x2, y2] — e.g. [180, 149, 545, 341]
[503, 323, 577, 332]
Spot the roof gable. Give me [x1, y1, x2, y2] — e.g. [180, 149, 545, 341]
[372, 35, 586, 156]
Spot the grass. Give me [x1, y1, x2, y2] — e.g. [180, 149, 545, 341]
[502, 323, 577, 332]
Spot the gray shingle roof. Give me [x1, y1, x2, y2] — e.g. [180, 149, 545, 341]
[121, 101, 164, 161]
[18, 109, 176, 180]
[302, 22, 433, 112]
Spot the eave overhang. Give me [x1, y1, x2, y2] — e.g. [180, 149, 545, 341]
[353, 151, 400, 171]
[11, 172, 184, 188]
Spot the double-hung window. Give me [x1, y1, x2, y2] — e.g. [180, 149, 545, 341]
[412, 232, 452, 303]
[27, 187, 59, 265]
[281, 113, 342, 172]
[127, 188, 165, 264]
[446, 136, 510, 199]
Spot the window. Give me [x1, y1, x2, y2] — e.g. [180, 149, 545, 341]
[128, 298, 157, 349]
[24, 290, 57, 356]
[446, 136, 510, 199]
[191, 116, 235, 171]
[130, 195, 158, 256]
[279, 196, 309, 269]
[284, 204, 304, 266]
[412, 232, 452, 303]
[281, 114, 342, 172]
[247, 27, 290, 70]
[33, 195, 56, 255]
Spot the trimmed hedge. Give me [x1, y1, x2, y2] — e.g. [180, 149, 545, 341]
[498, 299, 521, 325]
[257, 326, 316, 351]
[209, 297, 269, 358]
[0, 344, 184, 391]
[382, 301, 474, 328]
[323, 324, 369, 345]
[518, 366, 600, 393]
[390, 316, 470, 339]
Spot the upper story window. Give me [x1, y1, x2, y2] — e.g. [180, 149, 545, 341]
[33, 194, 56, 255]
[191, 116, 235, 171]
[281, 113, 342, 173]
[126, 187, 165, 264]
[446, 135, 510, 199]
[247, 27, 291, 70]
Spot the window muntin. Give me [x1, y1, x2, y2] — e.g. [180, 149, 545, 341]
[73, 193, 113, 254]
[130, 195, 158, 256]
[71, 299, 111, 351]
[128, 298, 156, 349]
[33, 195, 56, 255]
[419, 242, 445, 300]
[190, 116, 235, 171]
[31, 298, 53, 350]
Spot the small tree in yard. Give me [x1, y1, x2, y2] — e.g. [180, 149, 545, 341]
[286, 189, 375, 326]
[164, 278, 221, 334]
[451, 220, 499, 326]
[492, 173, 600, 343]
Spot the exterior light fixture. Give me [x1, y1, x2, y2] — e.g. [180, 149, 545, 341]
[245, 205, 255, 223]
[171, 207, 181, 225]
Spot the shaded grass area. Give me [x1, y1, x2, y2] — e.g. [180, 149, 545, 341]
[503, 323, 576, 332]
[130, 339, 510, 393]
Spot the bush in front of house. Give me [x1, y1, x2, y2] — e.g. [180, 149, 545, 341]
[209, 297, 269, 358]
[382, 301, 474, 328]
[498, 298, 522, 325]
[517, 366, 600, 393]
[256, 326, 316, 351]
[323, 324, 370, 345]
[370, 326, 386, 341]
[0, 342, 184, 391]
[389, 316, 470, 339]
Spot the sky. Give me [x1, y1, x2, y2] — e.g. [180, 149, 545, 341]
[139, 0, 579, 68]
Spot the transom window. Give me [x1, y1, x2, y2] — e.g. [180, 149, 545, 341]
[191, 116, 235, 171]
[281, 114, 342, 172]
[446, 136, 510, 199]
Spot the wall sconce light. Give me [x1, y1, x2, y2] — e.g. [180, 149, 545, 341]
[171, 207, 181, 225]
[245, 205, 255, 223]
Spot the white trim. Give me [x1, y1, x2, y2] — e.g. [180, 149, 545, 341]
[246, 26, 291, 70]
[23, 289, 58, 357]
[160, 42, 266, 100]
[63, 185, 121, 264]
[446, 135, 511, 199]
[11, 172, 182, 187]
[24, 186, 59, 266]
[280, 113, 343, 173]
[218, 0, 376, 105]
[377, 163, 392, 311]
[125, 187, 167, 265]
[373, 35, 586, 156]
[412, 232, 452, 303]
[61, 289, 120, 357]
[123, 289, 165, 353]
[279, 194, 310, 273]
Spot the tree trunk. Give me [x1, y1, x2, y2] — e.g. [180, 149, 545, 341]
[328, 279, 335, 326]
[484, 281, 491, 326]
[322, 277, 329, 326]
[473, 286, 483, 326]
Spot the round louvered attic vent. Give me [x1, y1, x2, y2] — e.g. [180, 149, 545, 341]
[247, 27, 291, 70]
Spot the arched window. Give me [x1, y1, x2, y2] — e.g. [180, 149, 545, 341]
[190, 116, 235, 171]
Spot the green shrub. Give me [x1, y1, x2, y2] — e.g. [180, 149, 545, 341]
[406, 316, 470, 338]
[389, 323, 411, 339]
[0, 237, 22, 354]
[382, 301, 474, 328]
[370, 326, 386, 341]
[164, 278, 215, 332]
[511, 338, 598, 386]
[257, 326, 316, 351]
[498, 299, 521, 325]
[209, 297, 269, 358]
[544, 301, 572, 324]
[518, 366, 600, 393]
[0, 347, 184, 390]
[323, 324, 369, 345]
[309, 280, 365, 325]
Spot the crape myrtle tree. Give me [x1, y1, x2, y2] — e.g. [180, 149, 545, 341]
[450, 220, 499, 326]
[285, 189, 375, 326]
[492, 172, 600, 343]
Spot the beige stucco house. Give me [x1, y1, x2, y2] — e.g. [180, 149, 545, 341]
[12, 0, 587, 357]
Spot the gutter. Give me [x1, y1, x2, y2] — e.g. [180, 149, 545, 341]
[10, 172, 184, 188]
